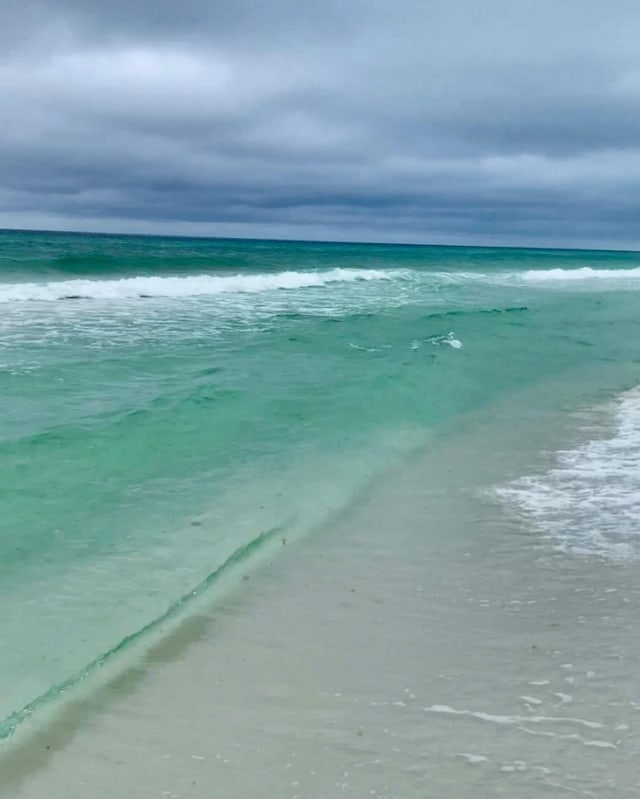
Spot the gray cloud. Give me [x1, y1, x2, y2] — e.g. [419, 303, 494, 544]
[2, 0, 640, 247]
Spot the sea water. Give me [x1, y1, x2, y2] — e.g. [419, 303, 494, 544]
[2, 229, 640, 749]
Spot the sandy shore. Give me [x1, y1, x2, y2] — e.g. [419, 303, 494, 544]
[3, 392, 640, 798]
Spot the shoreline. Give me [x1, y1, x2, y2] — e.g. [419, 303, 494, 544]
[4, 380, 640, 797]
[0, 522, 289, 743]
[0, 516, 297, 771]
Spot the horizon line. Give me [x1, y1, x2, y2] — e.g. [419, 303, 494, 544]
[1, 225, 639, 257]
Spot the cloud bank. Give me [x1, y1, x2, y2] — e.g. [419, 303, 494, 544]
[2, 0, 640, 247]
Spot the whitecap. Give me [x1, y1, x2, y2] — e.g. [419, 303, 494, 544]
[428, 332, 463, 350]
[522, 266, 640, 282]
[0, 268, 406, 303]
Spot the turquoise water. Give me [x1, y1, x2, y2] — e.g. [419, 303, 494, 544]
[2, 229, 640, 739]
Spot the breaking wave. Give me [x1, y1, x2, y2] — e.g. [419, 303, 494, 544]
[0, 268, 405, 303]
[495, 387, 640, 560]
[522, 266, 640, 282]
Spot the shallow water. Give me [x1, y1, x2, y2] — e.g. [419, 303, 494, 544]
[4, 382, 640, 798]
[2, 229, 640, 748]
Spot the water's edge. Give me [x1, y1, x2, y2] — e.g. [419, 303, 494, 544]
[0, 523, 287, 741]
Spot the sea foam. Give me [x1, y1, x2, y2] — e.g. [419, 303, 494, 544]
[522, 266, 640, 282]
[495, 387, 640, 560]
[0, 268, 403, 303]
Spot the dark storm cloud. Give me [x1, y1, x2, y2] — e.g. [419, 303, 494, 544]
[3, 0, 640, 246]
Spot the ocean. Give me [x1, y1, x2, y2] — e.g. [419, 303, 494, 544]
[3, 229, 640, 795]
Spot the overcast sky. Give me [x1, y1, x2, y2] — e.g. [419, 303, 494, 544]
[2, 1, 640, 248]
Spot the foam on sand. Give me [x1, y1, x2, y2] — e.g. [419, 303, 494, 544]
[495, 386, 640, 560]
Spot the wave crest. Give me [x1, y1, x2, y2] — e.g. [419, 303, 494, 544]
[523, 266, 640, 282]
[0, 268, 404, 303]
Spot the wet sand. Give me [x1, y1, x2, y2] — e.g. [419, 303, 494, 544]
[3, 393, 640, 798]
